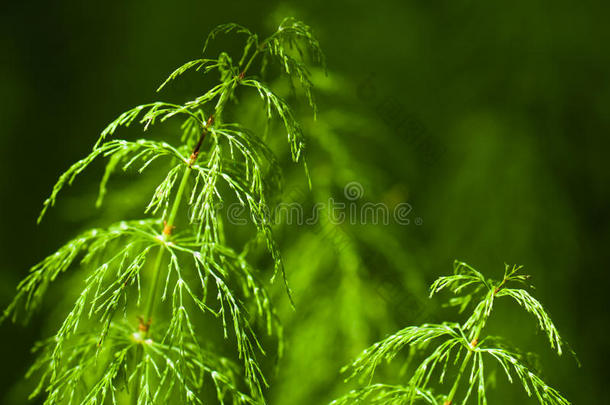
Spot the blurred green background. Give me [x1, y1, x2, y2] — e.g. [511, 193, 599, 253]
[1, 0, 608, 403]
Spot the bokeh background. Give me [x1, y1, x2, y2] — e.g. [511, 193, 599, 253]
[1, 0, 608, 403]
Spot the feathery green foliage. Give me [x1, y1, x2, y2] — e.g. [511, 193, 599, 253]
[333, 261, 572, 405]
[3, 17, 322, 404]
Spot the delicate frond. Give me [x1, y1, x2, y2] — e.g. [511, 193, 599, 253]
[330, 384, 439, 405]
[38, 145, 108, 222]
[344, 323, 462, 382]
[265, 39, 317, 117]
[242, 79, 305, 162]
[97, 102, 204, 147]
[462, 289, 495, 337]
[3, 228, 100, 322]
[183, 82, 227, 111]
[266, 17, 325, 69]
[145, 164, 184, 219]
[429, 260, 489, 297]
[202, 23, 257, 56]
[483, 347, 570, 405]
[41, 139, 187, 219]
[495, 287, 563, 354]
[157, 58, 218, 92]
[406, 336, 463, 401]
[3, 219, 159, 324]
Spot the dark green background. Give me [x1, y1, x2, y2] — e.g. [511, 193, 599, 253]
[1, 0, 608, 403]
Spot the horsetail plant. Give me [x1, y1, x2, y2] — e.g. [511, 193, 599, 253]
[332, 261, 572, 405]
[2, 18, 323, 404]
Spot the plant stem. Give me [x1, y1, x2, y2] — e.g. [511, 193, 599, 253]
[239, 40, 269, 76]
[130, 120, 211, 404]
[130, 166, 192, 405]
[241, 49, 260, 75]
[144, 166, 192, 323]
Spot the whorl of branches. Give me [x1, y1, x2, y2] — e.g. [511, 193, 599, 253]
[333, 261, 573, 405]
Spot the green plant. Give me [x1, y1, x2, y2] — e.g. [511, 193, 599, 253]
[332, 261, 572, 405]
[2, 18, 322, 404]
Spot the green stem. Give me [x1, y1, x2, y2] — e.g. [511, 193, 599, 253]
[130, 166, 192, 405]
[241, 50, 260, 75]
[130, 86, 224, 404]
[239, 40, 269, 76]
[143, 165, 192, 323]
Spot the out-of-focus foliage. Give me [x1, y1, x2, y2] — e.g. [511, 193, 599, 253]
[239, 70, 431, 403]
